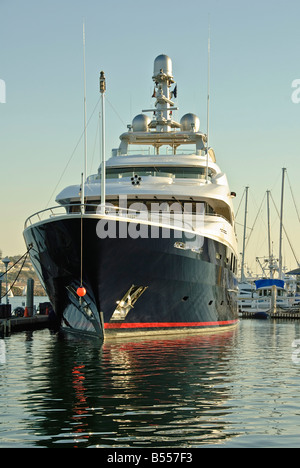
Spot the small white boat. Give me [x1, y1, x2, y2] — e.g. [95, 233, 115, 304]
[240, 279, 294, 315]
[7, 284, 14, 298]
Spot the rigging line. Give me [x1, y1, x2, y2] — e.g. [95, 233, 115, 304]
[270, 170, 281, 192]
[106, 96, 127, 127]
[0, 252, 29, 300]
[80, 172, 84, 289]
[287, 171, 300, 223]
[235, 187, 246, 218]
[245, 192, 266, 250]
[80, 210, 83, 287]
[235, 221, 252, 230]
[0, 246, 33, 278]
[270, 192, 299, 265]
[83, 20, 88, 184]
[89, 113, 100, 174]
[45, 96, 101, 208]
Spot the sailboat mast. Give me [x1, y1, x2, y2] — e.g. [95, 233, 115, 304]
[278, 167, 286, 279]
[241, 186, 249, 282]
[267, 190, 274, 279]
[267, 190, 271, 259]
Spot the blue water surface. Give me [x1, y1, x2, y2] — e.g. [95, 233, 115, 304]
[0, 319, 300, 448]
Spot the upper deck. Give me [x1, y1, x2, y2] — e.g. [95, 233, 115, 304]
[55, 55, 236, 227]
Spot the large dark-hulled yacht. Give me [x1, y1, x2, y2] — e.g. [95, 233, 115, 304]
[23, 54, 239, 339]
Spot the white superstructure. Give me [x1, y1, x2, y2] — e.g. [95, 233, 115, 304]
[54, 54, 238, 263]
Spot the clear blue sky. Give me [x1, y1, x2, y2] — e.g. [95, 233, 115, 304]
[0, 0, 299, 274]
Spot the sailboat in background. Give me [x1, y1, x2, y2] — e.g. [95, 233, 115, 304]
[7, 284, 14, 298]
[238, 168, 300, 316]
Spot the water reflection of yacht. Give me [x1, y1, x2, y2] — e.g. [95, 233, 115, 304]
[23, 54, 239, 338]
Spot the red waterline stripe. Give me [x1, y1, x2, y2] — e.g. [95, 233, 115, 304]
[105, 320, 238, 330]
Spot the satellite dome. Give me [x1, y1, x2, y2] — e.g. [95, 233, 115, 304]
[132, 114, 151, 132]
[153, 54, 173, 78]
[180, 113, 200, 132]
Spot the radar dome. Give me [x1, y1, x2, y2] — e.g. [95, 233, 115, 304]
[153, 54, 173, 78]
[132, 114, 151, 132]
[180, 113, 200, 132]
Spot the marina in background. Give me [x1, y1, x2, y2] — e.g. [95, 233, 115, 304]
[0, 252, 45, 297]
[238, 168, 300, 319]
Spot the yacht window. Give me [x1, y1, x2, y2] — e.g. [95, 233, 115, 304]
[67, 198, 232, 224]
[106, 199, 212, 215]
[105, 166, 213, 179]
[69, 204, 81, 213]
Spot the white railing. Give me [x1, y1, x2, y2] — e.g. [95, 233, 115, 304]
[24, 203, 231, 235]
[24, 205, 72, 228]
[24, 204, 199, 230]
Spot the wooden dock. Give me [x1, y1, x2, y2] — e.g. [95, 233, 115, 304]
[240, 306, 300, 320]
[0, 315, 51, 336]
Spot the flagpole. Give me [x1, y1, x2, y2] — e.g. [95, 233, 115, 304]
[100, 71, 106, 215]
[206, 26, 210, 184]
[82, 21, 87, 210]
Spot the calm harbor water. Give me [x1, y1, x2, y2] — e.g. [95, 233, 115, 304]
[1, 303, 300, 448]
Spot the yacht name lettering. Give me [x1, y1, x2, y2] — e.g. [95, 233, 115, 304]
[107, 452, 142, 465]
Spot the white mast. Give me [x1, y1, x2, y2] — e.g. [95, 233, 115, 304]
[279, 167, 286, 279]
[267, 189, 275, 279]
[241, 186, 249, 282]
[82, 21, 87, 210]
[206, 28, 211, 183]
[267, 190, 271, 262]
[100, 71, 106, 214]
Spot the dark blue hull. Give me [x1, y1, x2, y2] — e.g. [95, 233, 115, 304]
[23, 216, 239, 338]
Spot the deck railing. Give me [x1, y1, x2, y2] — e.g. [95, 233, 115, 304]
[24, 203, 229, 233]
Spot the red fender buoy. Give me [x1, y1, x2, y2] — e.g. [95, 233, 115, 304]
[77, 286, 86, 297]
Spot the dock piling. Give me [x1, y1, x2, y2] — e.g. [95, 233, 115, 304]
[271, 285, 277, 315]
[26, 278, 34, 317]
